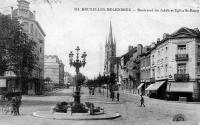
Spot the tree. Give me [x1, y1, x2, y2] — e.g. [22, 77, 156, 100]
[0, 14, 37, 93]
[74, 73, 86, 90]
[109, 73, 117, 93]
[44, 77, 51, 84]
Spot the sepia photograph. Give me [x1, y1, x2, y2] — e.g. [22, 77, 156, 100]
[0, 0, 200, 124]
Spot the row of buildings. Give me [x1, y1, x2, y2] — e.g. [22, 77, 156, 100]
[44, 55, 64, 85]
[0, 0, 72, 95]
[104, 23, 200, 101]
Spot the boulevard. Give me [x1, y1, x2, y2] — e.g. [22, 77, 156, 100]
[0, 87, 200, 125]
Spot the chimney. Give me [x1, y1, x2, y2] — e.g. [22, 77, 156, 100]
[128, 46, 133, 52]
[163, 33, 169, 39]
[194, 28, 200, 33]
[151, 42, 156, 48]
[17, 0, 30, 10]
[137, 44, 143, 56]
[157, 38, 160, 44]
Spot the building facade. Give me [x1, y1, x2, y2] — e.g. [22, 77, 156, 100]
[64, 72, 73, 86]
[6, 0, 46, 95]
[147, 27, 200, 101]
[137, 46, 151, 95]
[44, 55, 64, 85]
[104, 22, 116, 75]
[119, 45, 142, 93]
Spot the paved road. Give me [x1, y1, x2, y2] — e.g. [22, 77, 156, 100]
[0, 87, 199, 125]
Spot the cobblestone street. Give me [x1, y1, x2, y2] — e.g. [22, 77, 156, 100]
[0, 87, 200, 125]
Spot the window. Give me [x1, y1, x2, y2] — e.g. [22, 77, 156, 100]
[22, 22, 28, 33]
[157, 67, 160, 74]
[40, 48, 42, 53]
[177, 63, 186, 74]
[165, 64, 168, 72]
[152, 68, 155, 77]
[197, 44, 200, 59]
[31, 24, 34, 35]
[158, 51, 160, 56]
[161, 59, 163, 66]
[177, 45, 186, 54]
[197, 63, 200, 74]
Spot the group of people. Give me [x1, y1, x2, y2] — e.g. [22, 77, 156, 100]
[11, 96, 22, 115]
[111, 91, 120, 101]
[89, 88, 95, 95]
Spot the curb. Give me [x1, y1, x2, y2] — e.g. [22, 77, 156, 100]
[32, 111, 121, 120]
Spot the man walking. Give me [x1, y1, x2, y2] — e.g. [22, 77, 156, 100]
[140, 95, 145, 107]
[111, 91, 114, 101]
[117, 92, 120, 101]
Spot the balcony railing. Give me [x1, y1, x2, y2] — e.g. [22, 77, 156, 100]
[174, 73, 189, 82]
[175, 54, 188, 61]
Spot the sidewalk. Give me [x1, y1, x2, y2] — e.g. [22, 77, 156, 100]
[117, 90, 200, 105]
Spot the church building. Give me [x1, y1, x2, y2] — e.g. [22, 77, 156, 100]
[104, 22, 116, 75]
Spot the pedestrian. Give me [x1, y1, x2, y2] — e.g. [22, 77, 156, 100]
[117, 92, 120, 101]
[89, 89, 91, 95]
[16, 96, 22, 115]
[140, 95, 145, 107]
[111, 92, 115, 101]
[11, 97, 17, 115]
[92, 88, 94, 95]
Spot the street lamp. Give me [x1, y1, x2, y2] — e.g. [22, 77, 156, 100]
[69, 46, 87, 104]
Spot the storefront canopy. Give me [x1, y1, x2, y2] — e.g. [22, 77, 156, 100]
[145, 81, 165, 91]
[166, 82, 194, 93]
[137, 83, 144, 90]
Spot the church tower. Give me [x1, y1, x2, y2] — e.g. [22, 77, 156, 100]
[104, 22, 116, 75]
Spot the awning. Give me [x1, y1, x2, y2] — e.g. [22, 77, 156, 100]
[137, 83, 144, 90]
[166, 82, 194, 93]
[145, 81, 165, 91]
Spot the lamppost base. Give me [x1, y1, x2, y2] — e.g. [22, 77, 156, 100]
[73, 91, 81, 104]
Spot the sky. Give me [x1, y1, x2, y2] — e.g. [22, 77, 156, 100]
[0, 0, 200, 78]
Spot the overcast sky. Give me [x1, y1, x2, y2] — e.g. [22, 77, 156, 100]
[0, 0, 200, 78]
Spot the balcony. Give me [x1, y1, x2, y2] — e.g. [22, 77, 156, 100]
[175, 54, 188, 61]
[174, 73, 189, 82]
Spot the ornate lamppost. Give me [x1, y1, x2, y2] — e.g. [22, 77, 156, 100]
[69, 46, 87, 104]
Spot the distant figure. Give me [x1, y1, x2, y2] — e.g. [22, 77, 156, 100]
[16, 96, 22, 115]
[11, 97, 17, 115]
[117, 92, 120, 101]
[92, 88, 95, 95]
[89, 89, 91, 95]
[140, 95, 145, 107]
[111, 92, 115, 101]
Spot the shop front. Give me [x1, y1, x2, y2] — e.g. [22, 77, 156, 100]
[145, 81, 167, 99]
[166, 82, 194, 101]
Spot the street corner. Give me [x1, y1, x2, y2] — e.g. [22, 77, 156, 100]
[32, 110, 121, 120]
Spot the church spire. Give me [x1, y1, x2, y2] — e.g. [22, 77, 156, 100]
[108, 21, 114, 45]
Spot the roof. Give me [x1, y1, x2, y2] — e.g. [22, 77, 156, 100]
[12, 9, 46, 37]
[157, 27, 200, 46]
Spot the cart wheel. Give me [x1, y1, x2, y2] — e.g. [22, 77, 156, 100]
[2, 107, 9, 114]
